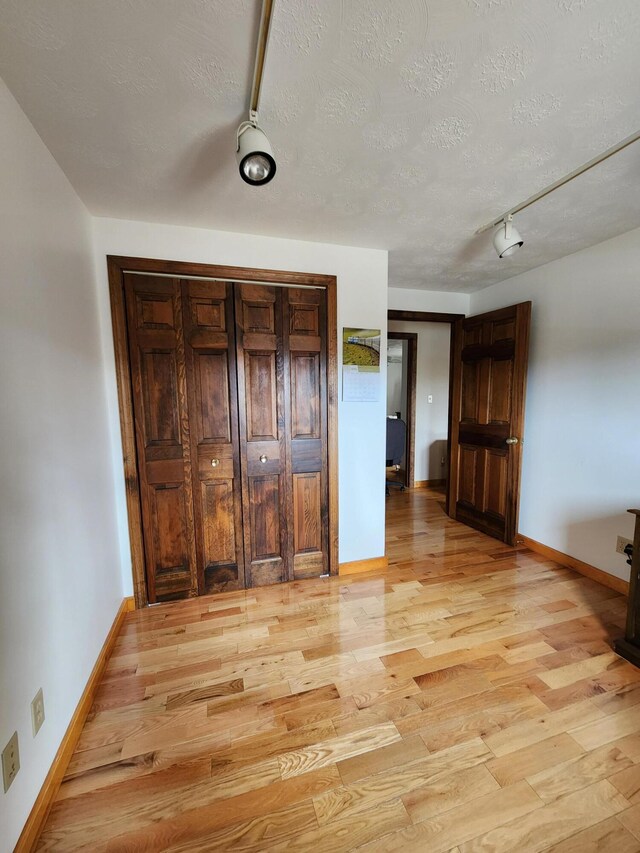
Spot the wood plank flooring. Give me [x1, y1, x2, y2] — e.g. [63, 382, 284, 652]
[37, 489, 640, 851]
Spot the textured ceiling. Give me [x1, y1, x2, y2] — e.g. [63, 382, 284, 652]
[1, 0, 639, 292]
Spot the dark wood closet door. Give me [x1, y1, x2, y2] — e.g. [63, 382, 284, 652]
[124, 273, 330, 601]
[449, 302, 531, 544]
[284, 289, 329, 579]
[235, 284, 289, 587]
[182, 279, 244, 594]
[123, 274, 198, 602]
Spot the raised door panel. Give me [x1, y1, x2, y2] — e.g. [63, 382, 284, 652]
[488, 358, 512, 425]
[140, 351, 181, 445]
[463, 322, 482, 348]
[285, 289, 328, 579]
[291, 355, 321, 439]
[124, 274, 197, 602]
[461, 361, 480, 424]
[182, 279, 244, 594]
[245, 352, 278, 441]
[490, 318, 516, 344]
[195, 352, 231, 442]
[148, 484, 193, 600]
[458, 446, 477, 507]
[236, 284, 288, 587]
[485, 450, 508, 520]
[249, 476, 282, 559]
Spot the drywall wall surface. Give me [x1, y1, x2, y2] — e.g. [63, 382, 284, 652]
[388, 287, 469, 315]
[92, 216, 389, 582]
[470, 226, 640, 582]
[387, 339, 408, 418]
[387, 359, 404, 416]
[0, 79, 123, 851]
[388, 321, 451, 483]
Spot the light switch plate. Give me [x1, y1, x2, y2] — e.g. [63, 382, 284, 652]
[31, 688, 45, 736]
[2, 731, 20, 793]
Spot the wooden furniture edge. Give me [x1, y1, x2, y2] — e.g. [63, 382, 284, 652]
[339, 556, 389, 576]
[618, 508, 640, 662]
[518, 535, 629, 595]
[614, 638, 640, 668]
[14, 596, 133, 852]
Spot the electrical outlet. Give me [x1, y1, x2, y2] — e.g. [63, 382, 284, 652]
[617, 536, 633, 555]
[31, 688, 45, 737]
[427, 395, 433, 403]
[2, 731, 20, 793]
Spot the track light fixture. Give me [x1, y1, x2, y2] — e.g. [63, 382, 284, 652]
[236, 0, 277, 186]
[236, 118, 276, 185]
[477, 129, 640, 258]
[492, 215, 523, 258]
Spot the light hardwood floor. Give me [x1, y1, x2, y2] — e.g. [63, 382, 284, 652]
[38, 489, 640, 852]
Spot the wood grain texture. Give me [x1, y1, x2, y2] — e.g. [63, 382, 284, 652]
[123, 273, 199, 602]
[107, 256, 340, 606]
[338, 556, 389, 576]
[449, 302, 531, 545]
[33, 490, 637, 852]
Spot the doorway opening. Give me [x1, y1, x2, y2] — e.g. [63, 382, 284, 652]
[385, 303, 531, 548]
[387, 322, 451, 492]
[386, 310, 461, 500]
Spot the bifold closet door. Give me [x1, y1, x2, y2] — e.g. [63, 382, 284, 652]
[124, 274, 244, 602]
[123, 274, 198, 602]
[284, 288, 329, 580]
[235, 285, 289, 586]
[124, 273, 329, 601]
[182, 279, 245, 594]
[235, 285, 329, 586]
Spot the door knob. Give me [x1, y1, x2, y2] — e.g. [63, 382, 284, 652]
[259, 454, 268, 463]
[505, 437, 519, 445]
[211, 458, 220, 467]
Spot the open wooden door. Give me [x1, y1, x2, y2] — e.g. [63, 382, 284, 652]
[447, 302, 531, 544]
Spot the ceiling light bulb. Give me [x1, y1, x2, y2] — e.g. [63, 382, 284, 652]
[493, 215, 523, 258]
[236, 121, 276, 186]
[242, 154, 272, 183]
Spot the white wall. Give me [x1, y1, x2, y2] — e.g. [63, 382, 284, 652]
[92, 217, 389, 579]
[388, 286, 469, 315]
[388, 321, 451, 483]
[386, 358, 404, 416]
[470, 227, 640, 582]
[0, 80, 123, 851]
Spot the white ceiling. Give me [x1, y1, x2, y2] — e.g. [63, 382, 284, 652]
[1, 0, 639, 292]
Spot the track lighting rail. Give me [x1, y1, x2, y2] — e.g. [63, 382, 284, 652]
[250, 0, 275, 116]
[236, 0, 277, 185]
[476, 129, 640, 235]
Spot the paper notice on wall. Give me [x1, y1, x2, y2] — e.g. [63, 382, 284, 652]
[342, 327, 381, 402]
[342, 364, 380, 402]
